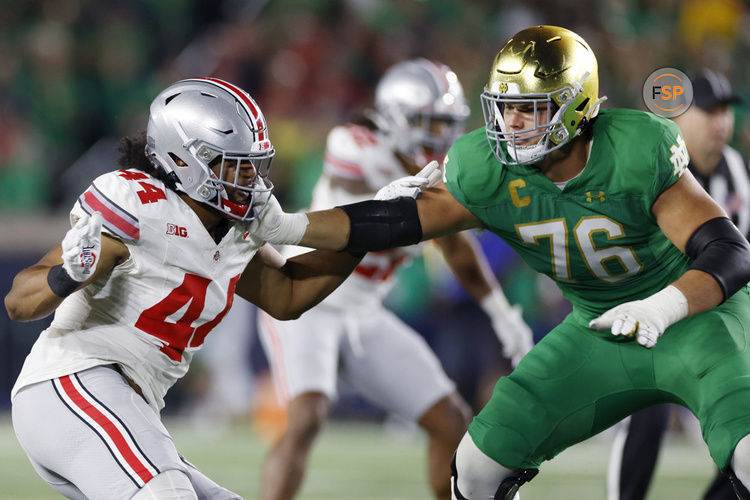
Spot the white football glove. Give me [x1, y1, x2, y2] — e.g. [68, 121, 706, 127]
[374, 160, 444, 200]
[61, 212, 103, 282]
[589, 285, 688, 349]
[480, 289, 534, 366]
[248, 188, 309, 245]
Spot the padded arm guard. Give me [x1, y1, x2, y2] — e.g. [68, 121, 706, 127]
[338, 197, 422, 255]
[685, 217, 750, 301]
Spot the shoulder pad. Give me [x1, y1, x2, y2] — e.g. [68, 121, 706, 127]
[323, 125, 373, 180]
[74, 169, 165, 243]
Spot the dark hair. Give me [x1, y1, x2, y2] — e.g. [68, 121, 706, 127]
[117, 131, 179, 191]
[580, 116, 597, 141]
[349, 112, 378, 131]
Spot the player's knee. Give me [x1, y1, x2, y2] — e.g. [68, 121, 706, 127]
[475, 423, 536, 470]
[131, 469, 197, 500]
[450, 433, 537, 500]
[419, 394, 471, 441]
[285, 396, 329, 446]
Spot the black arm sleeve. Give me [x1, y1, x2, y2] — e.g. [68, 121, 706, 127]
[338, 197, 422, 254]
[685, 216, 750, 301]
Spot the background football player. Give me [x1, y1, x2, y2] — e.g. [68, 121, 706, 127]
[257, 58, 533, 500]
[5, 78, 369, 499]
[247, 26, 750, 499]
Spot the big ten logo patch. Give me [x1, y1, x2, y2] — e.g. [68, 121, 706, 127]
[166, 223, 188, 237]
[642, 68, 693, 118]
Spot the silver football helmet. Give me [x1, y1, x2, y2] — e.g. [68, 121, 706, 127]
[372, 58, 470, 157]
[146, 77, 275, 221]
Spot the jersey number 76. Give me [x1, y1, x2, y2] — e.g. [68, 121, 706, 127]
[516, 216, 643, 283]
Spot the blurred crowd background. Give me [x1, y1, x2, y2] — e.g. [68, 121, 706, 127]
[1, 0, 749, 430]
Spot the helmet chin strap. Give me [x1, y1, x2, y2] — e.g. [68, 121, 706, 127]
[508, 141, 546, 164]
[493, 105, 549, 165]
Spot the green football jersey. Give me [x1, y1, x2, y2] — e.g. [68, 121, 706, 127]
[445, 108, 692, 319]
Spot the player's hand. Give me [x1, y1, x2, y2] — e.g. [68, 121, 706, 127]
[589, 300, 666, 348]
[248, 188, 308, 245]
[61, 212, 103, 282]
[489, 304, 534, 366]
[480, 289, 534, 366]
[374, 160, 444, 200]
[589, 286, 689, 349]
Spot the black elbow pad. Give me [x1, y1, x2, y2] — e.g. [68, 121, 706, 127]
[338, 197, 422, 254]
[685, 217, 750, 301]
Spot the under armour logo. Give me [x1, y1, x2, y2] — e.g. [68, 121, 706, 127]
[669, 136, 689, 177]
[586, 191, 606, 202]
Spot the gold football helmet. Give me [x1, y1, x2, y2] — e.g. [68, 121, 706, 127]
[481, 25, 606, 165]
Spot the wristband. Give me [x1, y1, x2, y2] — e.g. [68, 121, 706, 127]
[47, 264, 81, 297]
[276, 213, 309, 245]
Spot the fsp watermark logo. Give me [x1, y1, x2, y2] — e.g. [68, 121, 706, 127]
[642, 68, 693, 118]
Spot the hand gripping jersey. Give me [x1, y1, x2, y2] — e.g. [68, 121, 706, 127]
[12, 169, 263, 410]
[296, 123, 422, 310]
[445, 108, 692, 320]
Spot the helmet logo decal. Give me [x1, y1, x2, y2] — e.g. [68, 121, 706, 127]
[498, 82, 509, 93]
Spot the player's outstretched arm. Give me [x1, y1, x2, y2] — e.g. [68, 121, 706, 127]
[235, 244, 362, 320]
[591, 172, 750, 348]
[250, 162, 481, 252]
[5, 213, 130, 322]
[297, 182, 481, 254]
[434, 231, 533, 366]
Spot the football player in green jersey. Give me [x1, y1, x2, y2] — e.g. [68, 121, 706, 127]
[248, 25, 750, 499]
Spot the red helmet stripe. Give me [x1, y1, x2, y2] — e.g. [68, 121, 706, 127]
[420, 59, 450, 94]
[192, 78, 267, 132]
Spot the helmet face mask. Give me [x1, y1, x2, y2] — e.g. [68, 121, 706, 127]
[481, 83, 584, 165]
[407, 112, 466, 158]
[205, 151, 274, 219]
[146, 78, 275, 221]
[482, 25, 604, 166]
[373, 58, 470, 159]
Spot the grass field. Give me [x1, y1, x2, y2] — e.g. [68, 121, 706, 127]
[0, 415, 717, 499]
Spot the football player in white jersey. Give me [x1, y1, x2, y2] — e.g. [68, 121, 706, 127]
[257, 59, 534, 500]
[4, 78, 365, 500]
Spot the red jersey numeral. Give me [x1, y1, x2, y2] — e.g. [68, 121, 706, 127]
[347, 124, 377, 147]
[134, 273, 240, 361]
[117, 170, 149, 181]
[117, 170, 167, 204]
[135, 181, 167, 204]
[353, 252, 407, 281]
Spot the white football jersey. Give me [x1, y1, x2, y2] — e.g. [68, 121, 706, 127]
[291, 123, 423, 310]
[12, 169, 263, 410]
